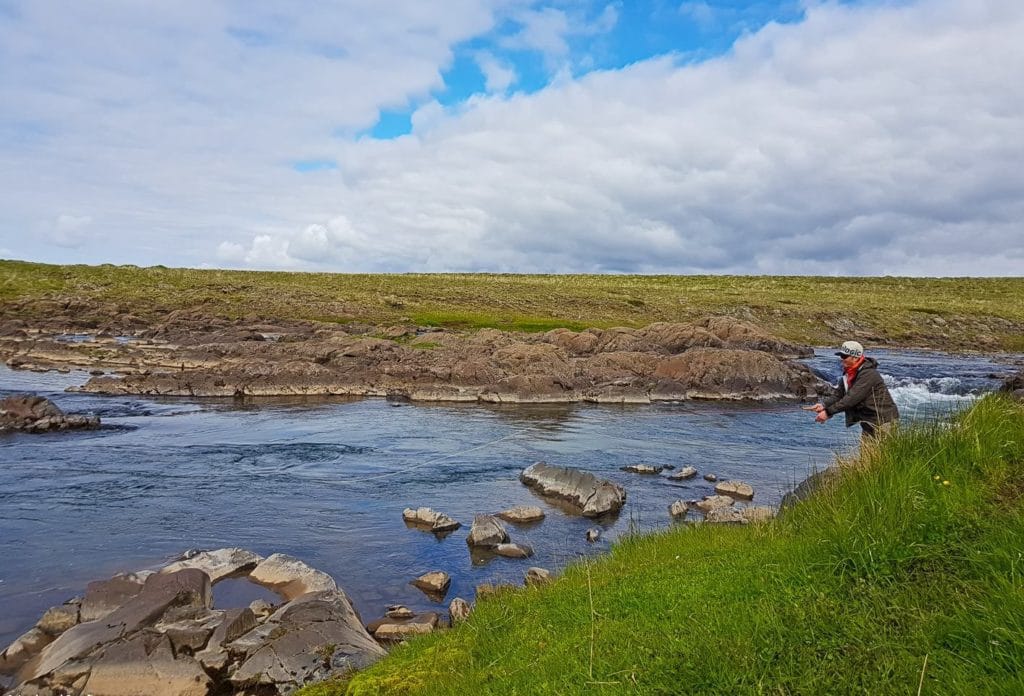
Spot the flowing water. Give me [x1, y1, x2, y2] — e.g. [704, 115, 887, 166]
[0, 349, 1018, 647]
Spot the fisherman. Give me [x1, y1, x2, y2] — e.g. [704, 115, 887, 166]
[810, 340, 899, 442]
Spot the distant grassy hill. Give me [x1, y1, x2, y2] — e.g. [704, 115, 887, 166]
[2, 259, 1022, 350]
[298, 395, 1024, 695]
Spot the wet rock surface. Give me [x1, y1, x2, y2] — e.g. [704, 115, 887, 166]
[0, 549, 384, 696]
[0, 317, 823, 403]
[520, 462, 626, 518]
[0, 395, 99, 433]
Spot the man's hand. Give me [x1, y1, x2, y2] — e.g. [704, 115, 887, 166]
[815, 410, 829, 423]
[811, 403, 825, 413]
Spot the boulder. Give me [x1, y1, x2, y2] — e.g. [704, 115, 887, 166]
[229, 590, 386, 691]
[694, 495, 735, 514]
[449, 598, 472, 624]
[520, 462, 626, 518]
[371, 614, 439, 642]
[248, 599, 274, 621]
[496, 506, 545, 524]
[466, 515, 509, 548]
[0, 394, 100, 432]
[402, 507, 461, 533]
[79, 572, 147, 622]
[525, 567, 552, 586]
[669, 466, 699, 480]
[248, 553, 337, 601]
[80, 633, 211, 696]
[160, 547, 263, 582]
[411, 571, 451, 597]
[35, 603, 80, 637]
[0, 627, 53, 675]
[494, 543, 534, 559]
[668, 500, 689, 519]
[704, 507, 749, 524]
[714, 481, 755, 500]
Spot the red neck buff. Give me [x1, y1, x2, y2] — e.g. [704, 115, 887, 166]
[844, 355, 866, 382]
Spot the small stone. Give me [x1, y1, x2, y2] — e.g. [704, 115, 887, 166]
[621, 464, 663, 474]
[668, 466, 698, 480]
[525, 567, 552, 586]
[449, 598, 471, 624]
[373, 622, 435, 641]
[668, 500, 689, 518]
[385, 605, 415, 619]
[695, 495, 735, 514]
[703, 473, 718, 482]
[248, 599, 274, 620]
[496, 506, 546, 524]
[411, 571, 451, 597]
[585, 528, 601, 543]
[714, 480, 755, 500]
[494, 543, 534, 559]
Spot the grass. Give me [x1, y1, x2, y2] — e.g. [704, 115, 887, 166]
[2, 260, 1023, 349]
[295, 395, 1024, 695]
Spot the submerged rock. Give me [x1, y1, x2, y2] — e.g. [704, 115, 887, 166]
[520, 462, 626, 518]
[669, 466, 698, 480]
[621, 464, 663, 474]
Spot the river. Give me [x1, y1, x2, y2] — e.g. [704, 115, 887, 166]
[0, 348, 1018, 647]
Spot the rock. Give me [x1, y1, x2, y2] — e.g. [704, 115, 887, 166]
[694, 495, 735, 514]
[0, 394, 100, 433]
[652, 347, 818, 400]
[154, 610, 221, 653]
[248, 599, 274, 621]
[22, 569, 212, 684]
[81, 633, 211, 696]
[586, 528, 601, 543]
[161, 547, 263, 582]
[703, 473, 718, 482]
[0, 628, 53, 675]
[620, 464, 663, 474]
[449, 598, 472, 624]
[402, 507, 461, 533]
[35, 604, 80, 637]
[79, 573, 147, 622]
[714, 481, 755, 500]
[741, 506, 776, 524]
[668, 500, 689, 518]
[780, 467, 843, 509]
[494, 543, 534, 559]
[704, 507, 749, 524]
[668, 466, 698, 480]
[475, 583, 516, 599]
[525, 567, 552, 586]
[496, 505, 546, 524]
[411, 571, 451, 597]
[229, 590, 385, 691]
[385, 605, 415, 619]
[372, 614, 439, 642]
[466, 515, 509, 548]
[248, 553, 338, 601]
[520, 462, 626, 518]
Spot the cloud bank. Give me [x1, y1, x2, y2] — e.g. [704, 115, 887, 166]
[1, 0, 1022, 276]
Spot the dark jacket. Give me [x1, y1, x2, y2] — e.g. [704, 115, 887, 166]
[823, 357, 899, 428]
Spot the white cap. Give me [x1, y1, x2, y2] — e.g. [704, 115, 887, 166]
[835, 340, 864, 358]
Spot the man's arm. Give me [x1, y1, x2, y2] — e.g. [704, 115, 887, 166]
[824, 371, 879, 416]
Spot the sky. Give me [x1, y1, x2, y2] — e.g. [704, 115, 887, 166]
[0, 0, 1021, 276]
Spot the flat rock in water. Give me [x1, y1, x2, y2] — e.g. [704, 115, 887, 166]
[248, 553, 338, 601]
[496, 505, 545, 524]
[411, 571, 451, 596]
[669, 467, 698, 480]
[494, 543, 534, 559]
[703, 473, 718, 482]
[715, 481, 755, 500]
[402, 507, 461, 533]
[520, 462, 626, 518]
[621, 464, 663, 474]
[161, 547, 263, 582]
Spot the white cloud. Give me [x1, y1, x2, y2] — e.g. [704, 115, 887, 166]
[1, 0, 1022, 277]
[50, 214, 93, 248]
[475, 51, 517, 93]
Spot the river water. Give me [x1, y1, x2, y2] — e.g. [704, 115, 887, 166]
[0, 349, 1018, 647]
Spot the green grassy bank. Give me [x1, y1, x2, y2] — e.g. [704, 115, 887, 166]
[2, 260, 1023, 350]
[299, 395, 1024, 695]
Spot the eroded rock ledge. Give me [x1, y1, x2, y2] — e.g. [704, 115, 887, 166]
[0, 315, 823, 403]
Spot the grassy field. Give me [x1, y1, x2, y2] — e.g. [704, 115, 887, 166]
[1, 259, 1023, 350]
[296, 395, 1024, 695]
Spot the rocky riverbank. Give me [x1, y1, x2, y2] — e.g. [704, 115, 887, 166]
[0, 314, 823, 403]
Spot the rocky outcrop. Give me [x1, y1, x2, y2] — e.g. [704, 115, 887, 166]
[1, 550, 385, 696]
[248, 553, 338, 601]
[0, 317, 823, 403]
[520, 462, 626, 518]
[0, 394, 100, 433]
